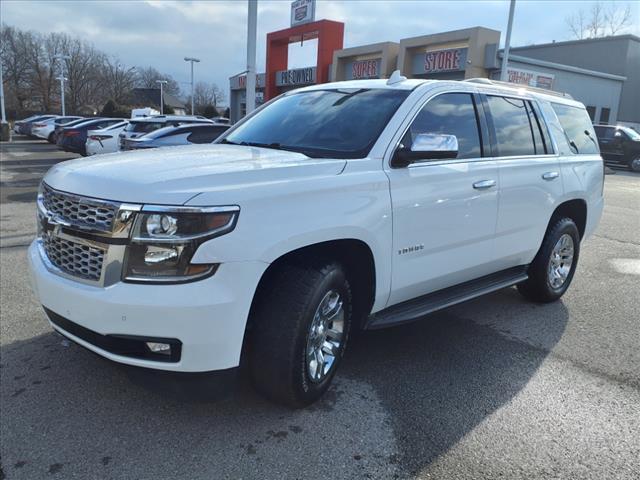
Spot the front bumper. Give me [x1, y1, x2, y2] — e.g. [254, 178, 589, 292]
[28, 240, 267, 372]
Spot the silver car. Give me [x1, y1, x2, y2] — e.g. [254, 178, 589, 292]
[121, 123, 230, 150]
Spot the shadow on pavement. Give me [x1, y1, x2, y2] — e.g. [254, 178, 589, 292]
[0, 287, 568, 478]
[344, 287, 569, 476]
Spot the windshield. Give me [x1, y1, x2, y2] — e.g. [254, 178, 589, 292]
[223, 88, 410, 158]
[620, 126, 640, 141]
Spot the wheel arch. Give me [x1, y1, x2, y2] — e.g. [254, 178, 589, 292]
[246, 239, 377, 336]
[550, 198, 587, 239]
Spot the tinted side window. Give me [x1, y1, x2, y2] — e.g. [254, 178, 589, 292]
[159, 128, 193, 139]
[594, 126, 614, 140]
[551, 103, 599, 155]
[486, 96, 536, 157]
[408, 93, 482, 159]
[188, 126, 229, 144]
[131, 122, 164, 134]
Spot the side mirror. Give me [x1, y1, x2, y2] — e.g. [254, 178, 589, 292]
[391, 133, 459, 168]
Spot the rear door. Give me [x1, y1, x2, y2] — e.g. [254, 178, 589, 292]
[385, 91, 500, 305]
[482, 94, 564, 269]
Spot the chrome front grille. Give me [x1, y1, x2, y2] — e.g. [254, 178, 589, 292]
[41, 183, 117, 232]
[42, 234, 105, 281]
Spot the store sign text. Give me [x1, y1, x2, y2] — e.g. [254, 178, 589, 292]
[275, 67, 317, 87]
[346, 59, 381, 80]
[412, 48, 468, 74]
[506, 68, 554, 90]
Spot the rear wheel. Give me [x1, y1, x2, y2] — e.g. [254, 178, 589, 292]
[517, 217, 580, 303]
[249, 260, 352, 408]
[47, 132, 55, 143]
[630, 157, 640, 173]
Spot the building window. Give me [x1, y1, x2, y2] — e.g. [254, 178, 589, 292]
[600, 107, 611, 125]
[586, 106, 596, 121]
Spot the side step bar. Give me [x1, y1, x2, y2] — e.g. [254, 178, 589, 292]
[364, 266, 528, 330]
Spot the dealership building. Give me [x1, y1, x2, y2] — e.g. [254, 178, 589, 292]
[230, 20, 639, 130]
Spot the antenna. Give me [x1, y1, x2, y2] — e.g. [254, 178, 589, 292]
[387, 70, 407, 86]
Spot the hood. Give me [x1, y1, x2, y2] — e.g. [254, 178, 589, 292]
[43, 144, 347, 205]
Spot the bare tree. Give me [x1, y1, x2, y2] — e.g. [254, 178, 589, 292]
[566, 1, 634, 39]
[566, 10, 587, 39]
[135, 67, 181, 97]
[2, 23, 188, 117]
[1, 25, 33, 112]
[101, 56, 137, 104]
[604, 2, 633, 35]
[187, 81, 225, 114]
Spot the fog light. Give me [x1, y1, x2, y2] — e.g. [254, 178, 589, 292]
[146, 342, 171, 355]
[144, 246, 179, 264]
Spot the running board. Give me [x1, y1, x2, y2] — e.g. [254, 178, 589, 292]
[364, 266, 528, 330]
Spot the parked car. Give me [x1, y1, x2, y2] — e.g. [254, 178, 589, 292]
[58, 118, 124, 156]
[593, 125, 640, 172]
[32, 116, 83, 143]
[211, 117, 230, 125]
[13, 114, 44, 134]
[29, 76, 603, 407]
[118, 115, 213, 150]
[122, 123, 230, 151]
[20, 115, 58, 136]
[53, 117, 89, 145]
[85, 121, 128, 156]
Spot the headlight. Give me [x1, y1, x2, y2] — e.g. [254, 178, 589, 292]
[123, 206, 239, 283]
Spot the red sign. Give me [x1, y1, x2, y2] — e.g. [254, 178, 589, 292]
[351, 60, 379, 79]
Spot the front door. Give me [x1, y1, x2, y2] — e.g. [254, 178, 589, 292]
[385, 92, 499, 306]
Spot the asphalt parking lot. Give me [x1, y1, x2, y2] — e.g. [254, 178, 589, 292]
[1, 138, 639, 480]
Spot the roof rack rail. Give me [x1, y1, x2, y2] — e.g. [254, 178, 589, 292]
[463, 78, 573, 99]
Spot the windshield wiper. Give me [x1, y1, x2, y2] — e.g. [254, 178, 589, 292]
[226, 141, 321, 158]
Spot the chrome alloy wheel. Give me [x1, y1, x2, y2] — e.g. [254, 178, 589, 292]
[631, 158, 640, 172]
[548, 234, 575, 289]
[306, 290, 345, 383]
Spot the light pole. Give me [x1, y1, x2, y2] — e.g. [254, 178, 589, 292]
[184, 57, 200, 115]
[500, 0, 516, 82]
[156, 80, 168, 114]
[54, 54, 71, 115]
[0, 60, 6, 123]
[245, 0, 258, 115]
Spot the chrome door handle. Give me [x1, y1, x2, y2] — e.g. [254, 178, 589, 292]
[542, 171, 559, 180]
[473, 179, 496, 189]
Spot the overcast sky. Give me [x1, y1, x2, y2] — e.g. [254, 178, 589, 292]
[2, 0, 639, 104]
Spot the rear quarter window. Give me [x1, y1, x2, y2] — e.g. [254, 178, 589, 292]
[551, 103, 599, 155]
[129, 122, 165, 134]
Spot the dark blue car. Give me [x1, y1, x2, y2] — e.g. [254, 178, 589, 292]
[58, 118, 124, 156]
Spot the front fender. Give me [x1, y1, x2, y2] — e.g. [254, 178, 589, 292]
[189, 167, 393, 312]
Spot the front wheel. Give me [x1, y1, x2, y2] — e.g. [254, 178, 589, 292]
[630, 157, 640, 173]
[517, 217, 580, 303]
[249, 260, 352, 408]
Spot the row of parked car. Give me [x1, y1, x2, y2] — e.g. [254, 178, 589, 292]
[14, 114, 231, 156]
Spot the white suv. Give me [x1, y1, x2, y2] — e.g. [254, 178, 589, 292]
[28, 75, 603, 407]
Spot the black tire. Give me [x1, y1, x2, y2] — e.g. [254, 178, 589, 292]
[47, 132, 55, 144]
[517, 217, 580, 303]
[249, 260, 352, 408]
[630, 157, 640, 173]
